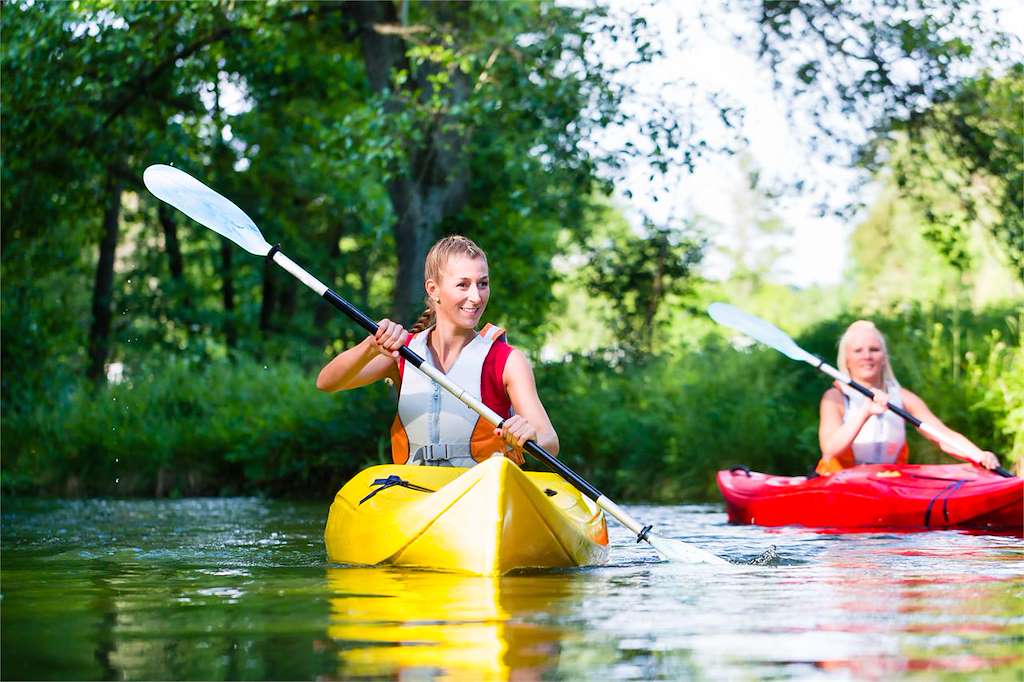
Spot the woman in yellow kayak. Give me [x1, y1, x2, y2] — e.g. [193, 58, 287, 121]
[316, 235, 557, 467]
[816, 320, 1001, 475]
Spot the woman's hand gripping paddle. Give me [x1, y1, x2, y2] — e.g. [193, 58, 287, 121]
[707, 302, 1014, 478]
[144, 164, 740, 567]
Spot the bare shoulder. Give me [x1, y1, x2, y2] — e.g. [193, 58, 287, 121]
[821, 386, 844, 407]
[503, 347, 533, 378]
[899, 387, 927, 410]
[503, 349, 542, 395]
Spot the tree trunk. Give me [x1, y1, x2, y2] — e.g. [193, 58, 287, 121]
[348, 0, 473, 323]
[260, 257, 277, 333]
[644, 249, 665, 353]
[314, 223, 346, 329]
[221, 240, 237, 348]
[87, 173, 123, 382]
[158, 203, 184, 280]
[279, 278, 298, 322]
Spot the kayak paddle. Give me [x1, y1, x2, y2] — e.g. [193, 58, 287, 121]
[144, 164, 733, 566]
[707, 302, 1014, 478]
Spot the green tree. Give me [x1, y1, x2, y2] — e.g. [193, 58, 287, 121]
[578, 209, 705, 355]
[886, 69, 1024, 280]
[749, 1, 1021, 277]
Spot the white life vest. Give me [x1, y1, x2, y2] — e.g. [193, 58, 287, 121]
[842, 385, 907, 465]
[390, 324, 509, 467]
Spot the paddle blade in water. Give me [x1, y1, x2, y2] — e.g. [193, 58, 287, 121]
[646, 534, 732, 567]
[143, 165, 271, 256]
[707, 302, 817, 365]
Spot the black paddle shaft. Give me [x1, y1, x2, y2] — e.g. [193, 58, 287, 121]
[319, 289, 606, 499]
[845, 377, 1014, 478]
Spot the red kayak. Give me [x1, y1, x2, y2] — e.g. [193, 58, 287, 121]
[717, 464, 1022, 534]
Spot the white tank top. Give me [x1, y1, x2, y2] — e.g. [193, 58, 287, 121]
[841, 385, 906, 465]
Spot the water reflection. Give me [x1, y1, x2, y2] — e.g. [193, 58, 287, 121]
[3, 498, 1022, 680]
[325, 567, 578, 680]
[729, 535, 1024, 678]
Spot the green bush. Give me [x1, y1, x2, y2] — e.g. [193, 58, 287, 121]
[539, 304, 1021, 501]
[3, 305, 1018, 500]
[1, 356, 392, 497]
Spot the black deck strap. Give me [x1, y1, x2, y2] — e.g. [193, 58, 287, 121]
[266, 243, 281, 262]
[942, 480, 968, 525]
[730, 465, 752, 478]
[923, 479, 967, 528]
[636, 524, 653, 543]
[358, 474, 435, 505]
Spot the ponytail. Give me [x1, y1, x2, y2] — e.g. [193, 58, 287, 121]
[409, 306, 435, 334]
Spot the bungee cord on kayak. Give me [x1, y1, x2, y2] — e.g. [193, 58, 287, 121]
[358, 475, 435, 505]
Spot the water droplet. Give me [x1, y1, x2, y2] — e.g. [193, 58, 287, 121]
[115, 478, 120, 484]
[114, 458, 119, 463]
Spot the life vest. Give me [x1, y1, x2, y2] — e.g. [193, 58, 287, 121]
[816, 385, 909, 475]
[390, 323, 514, 467]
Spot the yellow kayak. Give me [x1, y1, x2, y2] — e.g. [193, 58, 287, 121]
[326, 568, 569, 679]
[324, 456, 609, 575]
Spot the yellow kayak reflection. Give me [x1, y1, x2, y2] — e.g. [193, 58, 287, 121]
[326, 567, 578, 680]
[325, 456, 609, 575]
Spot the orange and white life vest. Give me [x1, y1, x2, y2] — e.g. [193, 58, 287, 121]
[842, 386, 907, 465]
[390, 323, 513, 467]
[816, 384, 909, 475]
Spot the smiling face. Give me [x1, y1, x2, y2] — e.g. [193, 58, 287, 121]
[426, 254, 489, 330]
[842, 323, 887, 386]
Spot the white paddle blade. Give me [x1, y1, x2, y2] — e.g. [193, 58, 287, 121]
[143, 165, 271, 256]
[708, 302, 818, 365]
[647, 533, 732, 567]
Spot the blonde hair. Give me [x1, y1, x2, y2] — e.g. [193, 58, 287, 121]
[837, 320, 900, 390]
[409, 235, 488, 333]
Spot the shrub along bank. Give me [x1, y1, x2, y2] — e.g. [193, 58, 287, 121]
[2, 305, 1019, 500]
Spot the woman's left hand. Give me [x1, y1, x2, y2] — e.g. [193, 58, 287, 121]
[494, 415, 536, 465]
[976, 450, 1000, 470]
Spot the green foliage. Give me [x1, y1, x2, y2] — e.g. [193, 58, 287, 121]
[3, 0, 1021, 501]
[538, 344, 813, 502]
[574, 204, 705, 355]
[3, 304, 1018, 500]
[2, 357, 392, 497]
[794, 305, 1022, 468]
[887, 68, 1024, 280]
[537, 303, 1022, 501]
[847, 177, 1023, 313]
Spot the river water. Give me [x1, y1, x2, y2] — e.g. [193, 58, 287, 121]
[2, 497, 1021, 680]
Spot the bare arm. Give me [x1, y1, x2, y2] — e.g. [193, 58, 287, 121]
[315, 319, 406, 392]
[498, 349, 559, 457]
[818, 385, 884, 462]
[901, 389, 1000, 469]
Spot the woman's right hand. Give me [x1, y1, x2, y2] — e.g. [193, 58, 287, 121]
[371, 319, 408, 359]
[834, 381, 889, 419]
[865, 390, 889, 416]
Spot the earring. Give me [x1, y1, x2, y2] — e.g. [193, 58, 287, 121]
[434, 298, 440, 304]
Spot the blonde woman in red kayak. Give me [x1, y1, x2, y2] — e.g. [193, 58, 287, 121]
[316, 235, 557, 467]
[816, 320, 1000, 475]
